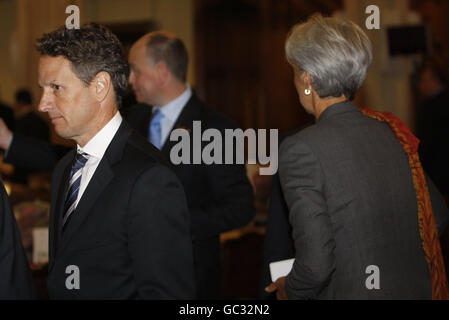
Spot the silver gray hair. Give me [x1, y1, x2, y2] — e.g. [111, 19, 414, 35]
[285, 14, 373, 100]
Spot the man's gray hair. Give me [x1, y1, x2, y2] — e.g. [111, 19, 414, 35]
[285, 14, 373, 100]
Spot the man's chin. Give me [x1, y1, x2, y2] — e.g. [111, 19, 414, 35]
[54, 128, 71, 140]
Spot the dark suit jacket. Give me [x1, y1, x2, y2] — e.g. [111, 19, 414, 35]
[5, 134, 68, 171]
[47, 121, 195, 299]
[416, 89, 449, 196]
[0, 102, 15, 131]
[279, 101, 449, 299]
[11, 111, 51, 183]
[15, 111, 49, 141]
[122, 93, 255, 299]
[0, 181, 36, 299]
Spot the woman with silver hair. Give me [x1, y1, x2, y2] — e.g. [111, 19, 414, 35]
[266, 14, 449, 300]
[285, 13, 372, 117]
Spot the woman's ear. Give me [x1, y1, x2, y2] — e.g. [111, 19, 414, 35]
[303, 72, 312, 91]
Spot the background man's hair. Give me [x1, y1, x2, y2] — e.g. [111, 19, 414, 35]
[145, 31, 188, 82]
[36, 23, 129, 107]
[15, 88, 32, 105]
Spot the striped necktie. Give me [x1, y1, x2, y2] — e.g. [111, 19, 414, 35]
[149, 109, 164, 150]
[62, 152, 89, 228]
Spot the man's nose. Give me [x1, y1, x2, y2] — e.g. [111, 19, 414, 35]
[38, 89, 52, 112]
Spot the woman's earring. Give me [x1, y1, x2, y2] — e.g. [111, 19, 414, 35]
[305, 89, 311, 95]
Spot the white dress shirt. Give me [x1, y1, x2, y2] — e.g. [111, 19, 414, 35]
[74, 111, 122, 208]
[152, 84, 192, 147]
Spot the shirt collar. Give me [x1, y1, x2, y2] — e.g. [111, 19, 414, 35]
[77, 111, 123, 159]
[153, 84, 192, 122]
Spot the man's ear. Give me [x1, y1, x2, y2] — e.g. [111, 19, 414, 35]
[92, 71, 111, 103]
[155, 61, 170, 85]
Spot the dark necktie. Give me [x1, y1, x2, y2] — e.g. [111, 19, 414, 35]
[62, 152, 89, 228]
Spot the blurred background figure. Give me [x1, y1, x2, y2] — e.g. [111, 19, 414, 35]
[416, 59, 449, 200]
[0, 88, 15, 132]
[13, 88, 49, 142]
[9, 88, 50, 184]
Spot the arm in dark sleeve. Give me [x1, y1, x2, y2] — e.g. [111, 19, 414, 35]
[0, 182, 36, 299]
[4, 133, 69, 171]
[190, 162, 255, 238]
[259, 171, 295, 299]
[127, 164, 196, 299]
[278, 136, 336, 300]
[426, 173, 449, 236]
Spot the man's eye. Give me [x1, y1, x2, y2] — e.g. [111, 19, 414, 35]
[52, 84, 61, 91]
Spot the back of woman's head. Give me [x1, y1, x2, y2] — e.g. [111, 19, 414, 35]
[285, 14, 373, 101]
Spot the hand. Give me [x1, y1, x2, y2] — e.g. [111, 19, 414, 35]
[265, 276, 288, 300]
[0, 118, 13, 151]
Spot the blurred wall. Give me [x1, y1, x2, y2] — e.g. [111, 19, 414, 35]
[0, 0, 18, 105]
[82, 0, 195, 85]
[342, 0, 421, 128]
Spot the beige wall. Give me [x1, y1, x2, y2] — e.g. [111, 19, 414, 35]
[0, 0, 17, 105]
[0, 0, 194, 106]
[82, 0, 195, 85]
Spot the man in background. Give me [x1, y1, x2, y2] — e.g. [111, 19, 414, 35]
[0, 88, 15, 131]
[416, 59, 449, 200]
[14, 88, 49, 142]
[8, 89, 51, 184]
[126, 31, 255, 299]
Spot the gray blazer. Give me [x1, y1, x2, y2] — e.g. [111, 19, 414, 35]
[279, 101, 449, 299]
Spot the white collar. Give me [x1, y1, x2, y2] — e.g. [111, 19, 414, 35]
[78, 111, 123, 159]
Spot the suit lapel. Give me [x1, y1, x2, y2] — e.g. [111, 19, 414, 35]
[57, 121, 132, 254]
[49, 150, 75, 271]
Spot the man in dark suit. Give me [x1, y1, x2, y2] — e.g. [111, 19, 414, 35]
[126, 31, 254, 299]
[36, 24, 195, 299]
[416, 61, 449, 199]
[0, 180, 36, 299]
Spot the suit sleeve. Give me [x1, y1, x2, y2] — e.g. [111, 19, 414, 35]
[4, 133, 69, 171]
[189, 161, 255, 238]
[0, 182, 36, 299]
[127, 164, 196, 299]
[278, 136, 336, 300]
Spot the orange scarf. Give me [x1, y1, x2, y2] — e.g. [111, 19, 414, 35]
[361, 107, 449, 299]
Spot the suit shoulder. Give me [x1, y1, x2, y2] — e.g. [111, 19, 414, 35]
[194, 99, 239, 130]
[120, 103, 151, 120]
[279, 130, 312, 158]
[125, 131, 171, 167]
